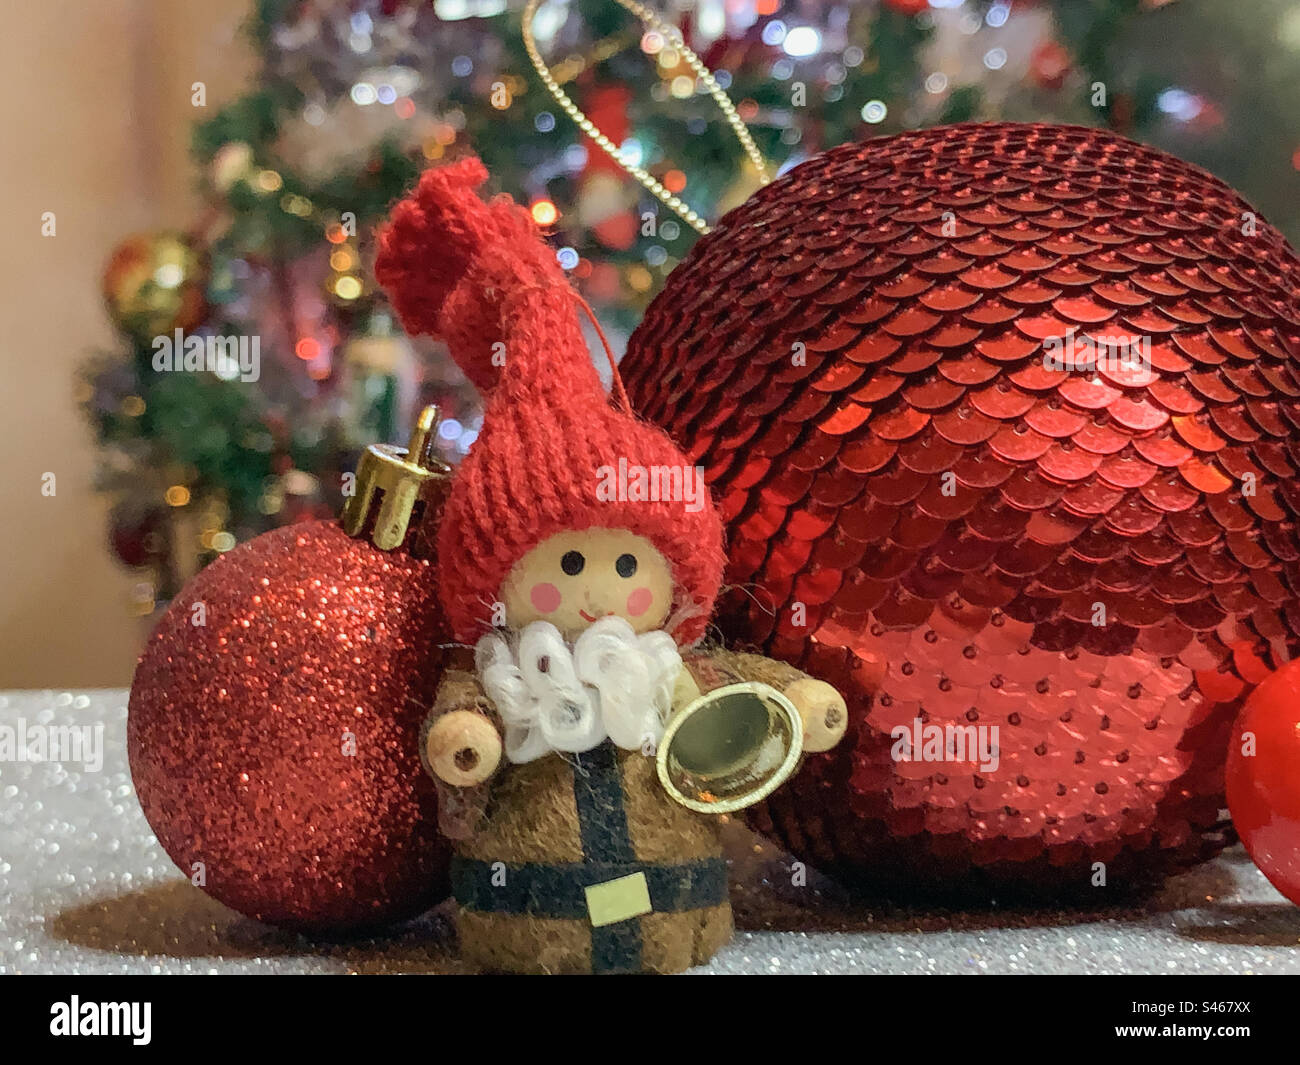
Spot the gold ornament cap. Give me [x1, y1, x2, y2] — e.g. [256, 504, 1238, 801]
[341, 405, 452, 555]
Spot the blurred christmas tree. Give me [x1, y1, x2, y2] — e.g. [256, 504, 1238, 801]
[81, 0, 1298, 614]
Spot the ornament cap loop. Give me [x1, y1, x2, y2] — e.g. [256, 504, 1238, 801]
[341, 405, 452, 553]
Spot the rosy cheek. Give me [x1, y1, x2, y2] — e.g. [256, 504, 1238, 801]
[625, 586, 654, 618]
[530, 582, 562, 613]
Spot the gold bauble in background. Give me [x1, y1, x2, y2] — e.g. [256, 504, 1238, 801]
[102, 231, 208, 340]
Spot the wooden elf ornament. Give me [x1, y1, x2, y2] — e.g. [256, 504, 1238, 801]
[375, 158, 848, 974]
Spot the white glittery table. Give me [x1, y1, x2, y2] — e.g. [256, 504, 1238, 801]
[2, 688, 1299, 975]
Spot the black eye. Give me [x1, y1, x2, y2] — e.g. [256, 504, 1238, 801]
[615, 553, 638, 578]
[560, 550, 585, 576]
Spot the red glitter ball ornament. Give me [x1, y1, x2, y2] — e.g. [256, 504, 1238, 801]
[1226, 659, 1300, 906]
[129, 519, 452, 931]
[621, 123, 1300, 898]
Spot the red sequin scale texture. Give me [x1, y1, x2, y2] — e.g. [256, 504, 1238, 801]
[621, 123, 1300, 896]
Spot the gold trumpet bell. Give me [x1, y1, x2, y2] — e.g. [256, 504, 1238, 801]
[656, 682, 804, 815]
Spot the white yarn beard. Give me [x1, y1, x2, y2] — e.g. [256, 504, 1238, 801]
[475, 617, 683, 763]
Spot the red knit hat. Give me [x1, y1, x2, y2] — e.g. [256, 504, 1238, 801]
[375, 158, 724, 646]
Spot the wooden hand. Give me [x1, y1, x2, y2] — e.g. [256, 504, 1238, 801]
[425, 710, 502, 787]
[781, 677, 848, 753]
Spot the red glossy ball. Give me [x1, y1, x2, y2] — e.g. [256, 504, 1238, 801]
[622, 123, 1300, 897]
[129, 520, 452, 931]
[1226, 660, 1300, 905]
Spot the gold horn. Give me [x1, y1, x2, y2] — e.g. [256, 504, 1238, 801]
[656, 682, 804, 815]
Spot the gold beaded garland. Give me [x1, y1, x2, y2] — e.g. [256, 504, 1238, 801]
[521, 0, 770, 235]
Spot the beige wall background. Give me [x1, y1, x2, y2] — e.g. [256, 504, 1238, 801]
[1, 0, 254, 687]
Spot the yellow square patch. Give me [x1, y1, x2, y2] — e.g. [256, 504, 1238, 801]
[584, 872, 652, 927]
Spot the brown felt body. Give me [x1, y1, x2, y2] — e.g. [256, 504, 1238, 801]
[433, 645, 820, 973]
[455, 745, 729, 974]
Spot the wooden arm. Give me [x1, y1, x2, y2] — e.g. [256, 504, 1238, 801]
[421, 670, 503, 787]
[683, 648, 849, 753]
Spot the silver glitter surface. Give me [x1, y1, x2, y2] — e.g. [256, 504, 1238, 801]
[2, 689, 1298, 974]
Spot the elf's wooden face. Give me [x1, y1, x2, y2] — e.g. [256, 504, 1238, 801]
[500, 528, 673, 639]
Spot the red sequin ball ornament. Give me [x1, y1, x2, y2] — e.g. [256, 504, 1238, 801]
[129, 520, 452, 931]
[1226, 659, 1300, 906]
[621, 123, 1300, 898]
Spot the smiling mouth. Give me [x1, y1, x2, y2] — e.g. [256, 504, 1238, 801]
[578, 610, 601, 622]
